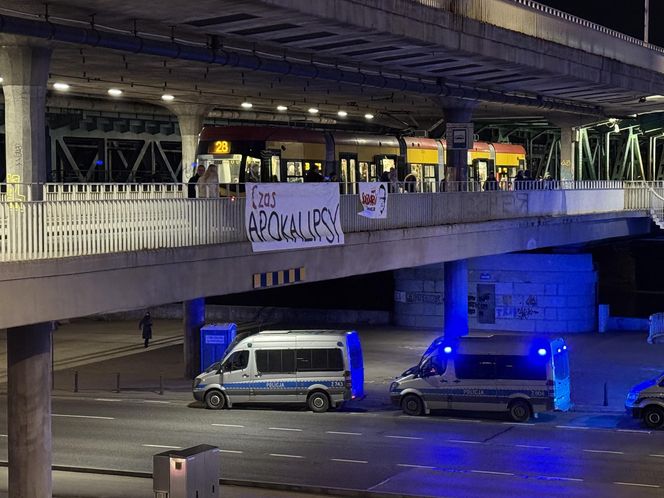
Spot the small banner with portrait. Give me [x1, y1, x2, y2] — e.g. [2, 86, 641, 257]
[245, 183, 344, 252]
[358, 182, 388, 219]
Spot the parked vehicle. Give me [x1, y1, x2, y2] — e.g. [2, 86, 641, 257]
[389, 335, 571, 422]
[193, 329, 364, 412]
[625, 372, 664, 429]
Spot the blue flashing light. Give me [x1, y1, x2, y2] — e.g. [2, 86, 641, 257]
[95, 160, 104, 166]
[443, 346, 453, 354]
[557, 348, 561, 353]
[563, 345, 567, 350]
[537, 348, 547, 357]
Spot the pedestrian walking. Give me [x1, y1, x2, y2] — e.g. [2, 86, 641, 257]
[483, 172, 499, 191]
[139, 312, 153, 348]
[197, 164, 220, 198]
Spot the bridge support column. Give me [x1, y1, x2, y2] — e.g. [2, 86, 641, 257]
[169, 104, 210, 184]
[183, 298, 206, 379]
[559, 126, 576, 181]
[7, 322, 52, 498]
[0, 40, 51, 201]
[442, 103, 475, 186]
[444, 260, 469, 339]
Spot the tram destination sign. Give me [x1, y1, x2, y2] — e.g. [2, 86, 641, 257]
[245, 183, 344, 252]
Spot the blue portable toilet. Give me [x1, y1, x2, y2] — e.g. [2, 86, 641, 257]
[200, 323, 237, 373]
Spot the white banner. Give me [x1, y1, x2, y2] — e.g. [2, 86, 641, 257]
[245, 183, 344, 252]
[358, 182, 388, 219]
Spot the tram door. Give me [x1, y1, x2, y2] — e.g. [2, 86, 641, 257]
[339, 153, 358, 194]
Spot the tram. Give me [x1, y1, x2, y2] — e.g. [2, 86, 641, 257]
[196, 126, 526, 192]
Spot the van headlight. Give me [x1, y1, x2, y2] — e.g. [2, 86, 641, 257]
[193, 378, 201, 388]
[626, 392, 638, 402]
[389, 382, 399, 392]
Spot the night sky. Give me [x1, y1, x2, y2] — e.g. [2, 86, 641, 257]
[537, 0, 664, 46]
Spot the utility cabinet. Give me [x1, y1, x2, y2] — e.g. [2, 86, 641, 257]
[153, 444, 220, 498]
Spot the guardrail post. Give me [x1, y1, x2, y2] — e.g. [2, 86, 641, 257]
[159, 375, 164, 395]
[115, 372, 121, 393]
[603, 382, 608, 407]
[73, 371, 78, 393]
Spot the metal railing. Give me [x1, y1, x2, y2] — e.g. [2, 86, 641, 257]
[0, 181, 651, 263]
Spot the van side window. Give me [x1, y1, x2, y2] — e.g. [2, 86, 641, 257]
[297, 349, 344, 372]
[495, 355, 546, 381]
[455, 355, 495, 379]
[223, 350, 249, 372]
[256, 349, 296, 373]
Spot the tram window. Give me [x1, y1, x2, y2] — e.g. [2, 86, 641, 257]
[245, 156, 261, 182]
[369, 163, 377, 180]
[270, 156, 281, 181]
[287, 161, 303, 182]
[359, 162, 369, 181]
[205, 154, 242, 184]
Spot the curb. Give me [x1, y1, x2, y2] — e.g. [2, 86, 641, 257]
[0, 462, 433, 498]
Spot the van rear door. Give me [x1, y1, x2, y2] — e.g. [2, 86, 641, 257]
[346, 332, 364, 399]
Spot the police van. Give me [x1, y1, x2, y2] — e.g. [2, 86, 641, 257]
[193, 330, 364, 412]
[389, 335, 571, 422]
[625, 372, 664, 429]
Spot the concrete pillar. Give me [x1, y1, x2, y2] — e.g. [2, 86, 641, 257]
[7, 322, 52, 498]
[183, 298, 206, 379]
[444, 260, 469, 339]
[0, 41, 51, 201]
[168, 104, 210, 183]
[559, 126, 576, 181]
[441, 104, 475, 185]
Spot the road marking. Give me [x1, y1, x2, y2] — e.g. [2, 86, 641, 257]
[269, 454, 304, 459]
[537, 476, 584, 482]
[614, 482, 660, 489]
[516, 444, 550, 450]
[144, 400, 171, 404]
[52, 414, 115, 420]
[219, 450, 243, 454]
[268, 427, 302, 432]
[385, 435, 424, 440]
[326, 431, 362, 436]
[397, 464, 436, 469]
[331, 458, 368, 464]
[470, 470, 514, 476]
[555, 425, 589, 430]
[94, 398, 122, 402]
[650, 454, 664, 458]
[617, 429, 650, 434]
[447, 439, 481, 444]
[583, 449, 624, 455]
[211, 423, 245, 428]
[142, 444, 182, 449]
[502, 422, 535, 426]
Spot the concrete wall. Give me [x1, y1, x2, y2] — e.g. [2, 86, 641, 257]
[395, 254, 598, 333]
[94, 304, 390, 326]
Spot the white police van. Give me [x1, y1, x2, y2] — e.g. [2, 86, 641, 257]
[625, 372, 664, 429]
[193, 330, 364, 412]
[390, 335, 571, 422]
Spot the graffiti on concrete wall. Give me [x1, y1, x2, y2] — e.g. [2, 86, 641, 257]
[494, 295, 540, 320]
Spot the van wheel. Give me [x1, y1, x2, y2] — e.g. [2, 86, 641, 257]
[205, 390, 226, 410]
[402, 394, 424, 416]
[307, 392, 330, 413]
[643, 406, 664, 429]
[508, 399, 532, 422]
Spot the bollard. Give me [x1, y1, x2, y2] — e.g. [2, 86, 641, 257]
[159, 375, 164, 396]
[603, 382, 608, 407]
[74, 371, 79, 393]
[115, 372, 121, 393]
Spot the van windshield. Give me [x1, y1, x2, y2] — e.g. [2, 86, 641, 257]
[204, 362, 220, 373]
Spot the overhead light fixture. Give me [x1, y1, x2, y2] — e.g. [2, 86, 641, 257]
[277, 105, 288, 111]
[0, 77, 4, 83]
[241, 101, 253, 109]
[364, 113, 374, 120]
[161, 94, 175, 102]
[308, 107, 319, 114]
[337, 110, 348, 117]
[108, 88, 123, 97]
[646, 95, 664, 101]
[53, 82, 70, 91]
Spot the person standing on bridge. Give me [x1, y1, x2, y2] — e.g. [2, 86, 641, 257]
[139, 312, 153, 348]
[188, 164, 206, 198]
